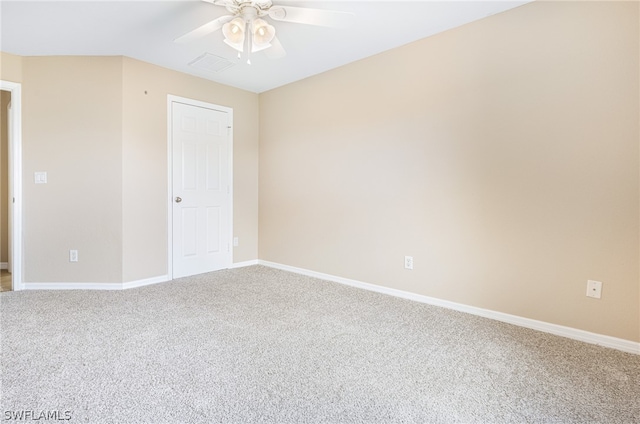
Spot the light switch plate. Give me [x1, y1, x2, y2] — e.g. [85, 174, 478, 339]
[34, 172, 47, 184]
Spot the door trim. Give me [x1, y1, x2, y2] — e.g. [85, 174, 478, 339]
[1, 80, 22, 291]
[167, 95, 233, 279]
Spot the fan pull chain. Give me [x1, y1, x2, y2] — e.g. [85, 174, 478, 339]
[246, 19, 253, 65]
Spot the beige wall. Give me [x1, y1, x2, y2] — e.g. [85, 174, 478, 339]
[259, 1, 640, 342]
[121, 57, 259, 282]
[23, 57, 124, 283]
[1, 91, 10, 264]
[0, 52, 23, 83]
[12, 54, 258, 284]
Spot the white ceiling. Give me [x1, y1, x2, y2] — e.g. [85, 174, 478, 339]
[0, 0, 531, 93]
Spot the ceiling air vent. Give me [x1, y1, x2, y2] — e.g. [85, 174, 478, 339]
[188, 53, 235, 73]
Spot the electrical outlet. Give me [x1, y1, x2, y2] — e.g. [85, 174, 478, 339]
[586, 280, 602, 299]
[404, 256, 413, 270]
[69, 250, 78, 262]
[233, 237, 239, 247]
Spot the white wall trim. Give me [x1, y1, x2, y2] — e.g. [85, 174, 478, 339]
[1, 80, 22, 291]
[16, 260, 638, 354]
[230, 260, 260, 269]
[258, 260, 640, 355]
[0, 262, 7, 270]
[23, 275, 170, 291]
[122, 274, 170, 290]
[18, 264, 261, 290]
[23, 282, 125, 291]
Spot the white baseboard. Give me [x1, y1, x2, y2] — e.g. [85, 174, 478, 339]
[0, 262, 7, 270]
[258, 260, 640, 355]
[18, 260, 638, 355]
[230, 260, 260, 269]
[24, 275, 170, 291]
[122, 275, 170, 290]
[23, 282, 124, 290]
[19, 264, 259, 291]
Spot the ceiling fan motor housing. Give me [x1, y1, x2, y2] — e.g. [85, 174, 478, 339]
[225, 0, 273, 18]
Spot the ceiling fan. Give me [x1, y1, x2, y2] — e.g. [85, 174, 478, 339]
[174, 0, 354, 63]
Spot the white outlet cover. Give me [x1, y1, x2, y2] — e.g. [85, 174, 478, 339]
[404, 256, 413, 270]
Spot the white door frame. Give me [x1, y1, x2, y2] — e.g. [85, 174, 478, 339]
[167, 95, 233, 279]
[1, 80, 23, 291]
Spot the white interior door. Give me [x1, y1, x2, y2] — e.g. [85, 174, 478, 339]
[171, 101, 232, 278]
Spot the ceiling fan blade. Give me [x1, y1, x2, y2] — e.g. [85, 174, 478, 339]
[174, 15, 234, 43]
[265, 36, 287, 59]
[268, 6, 354, 28]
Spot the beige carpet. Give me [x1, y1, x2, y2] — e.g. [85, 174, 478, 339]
[1, 266, 638, 423]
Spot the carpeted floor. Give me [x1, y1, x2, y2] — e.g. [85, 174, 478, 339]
[1, 266, 638, 423]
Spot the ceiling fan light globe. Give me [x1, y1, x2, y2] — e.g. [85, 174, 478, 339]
[252, 18, 275, 47]
[222, 17, 245, 44]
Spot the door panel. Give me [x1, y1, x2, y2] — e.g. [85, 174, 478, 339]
[206, 207, 222, 253]
[206, 144, 221, 190]
[172, 101, 231, 278]
[181, 207, 198, 257]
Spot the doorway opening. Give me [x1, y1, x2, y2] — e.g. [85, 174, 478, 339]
[1, 81, 23, 291]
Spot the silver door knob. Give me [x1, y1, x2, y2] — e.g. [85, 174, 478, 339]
[175, 197, 182, 203]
